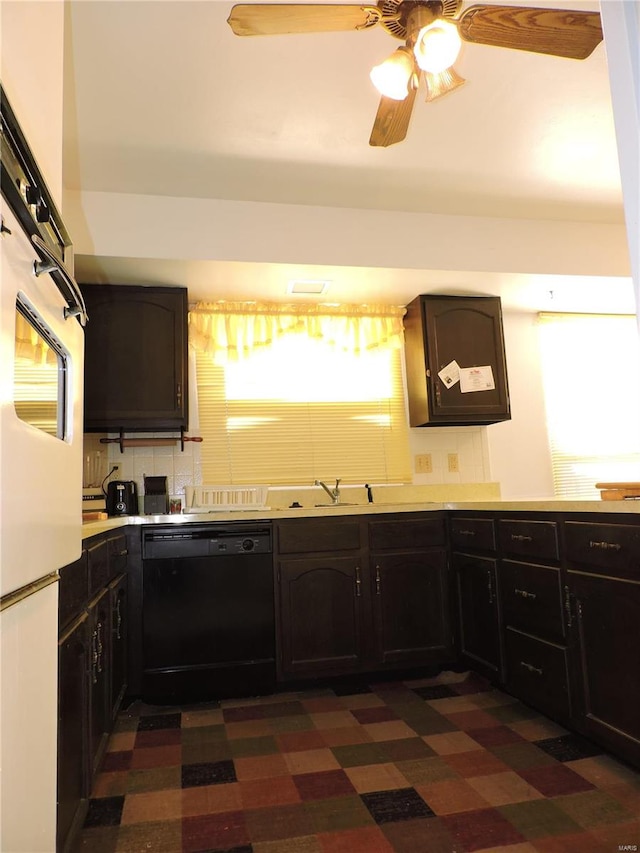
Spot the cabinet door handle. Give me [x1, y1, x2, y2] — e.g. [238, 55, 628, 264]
[176, 383, 182, 407]
[589, 540, 621, 551]
[115, 598, 122, 640]
[375, 565, 381, 596]
[91, 630, 99, 684]
[458, 529, 476, 537]
[355, 566, 362, 597]
[519, 660, 543, 676]
[514, 588, 537, 600]
[96, 621, 104, 673]
[511, 534, 533, 543]
[118, 549, 128, 557]
[487, 570, 494, 604]
[563, 585, 574, 628]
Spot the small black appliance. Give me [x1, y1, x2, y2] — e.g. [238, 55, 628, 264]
[106, 480, 139, 516]
[144, 475, 169, 515]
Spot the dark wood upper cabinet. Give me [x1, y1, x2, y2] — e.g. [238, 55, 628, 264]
[404, 295, 511, 426]
[81, 285, 188, 431]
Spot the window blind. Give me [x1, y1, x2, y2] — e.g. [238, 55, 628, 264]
[195, 343, 411, 486]
[538, 312, 640, 499]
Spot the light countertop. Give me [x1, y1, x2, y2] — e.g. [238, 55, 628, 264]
[81, 498, 640, 539]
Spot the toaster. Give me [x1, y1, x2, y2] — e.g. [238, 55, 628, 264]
[106, 480, 139, 516]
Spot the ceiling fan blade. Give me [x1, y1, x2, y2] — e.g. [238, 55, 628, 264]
[457, 5, 603, 59]
[228, 4, 381, 36]
[424, 67, 466, 102]
[369, 87, 418, 147]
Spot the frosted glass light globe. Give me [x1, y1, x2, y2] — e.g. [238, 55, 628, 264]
[414, 19, 461, 74]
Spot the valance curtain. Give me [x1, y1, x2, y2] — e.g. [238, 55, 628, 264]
[188, 301, 406, 362]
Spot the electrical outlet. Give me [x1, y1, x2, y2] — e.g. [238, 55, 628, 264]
[415, 453, 433, 474]
[448, 453, 459, 473]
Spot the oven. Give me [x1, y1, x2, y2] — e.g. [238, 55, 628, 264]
[1, 83, 87, 594]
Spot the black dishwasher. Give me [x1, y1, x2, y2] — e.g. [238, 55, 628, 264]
[141, 523, 275, 702]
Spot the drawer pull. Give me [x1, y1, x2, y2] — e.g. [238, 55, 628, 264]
[520, 660, 543, 676]
[511, 534, 533, 543]
[355, 566, 362, 598]
[589, 540, 622, 551]
[515, 588, 537, 600]
[375, 565, 381, 596]
[458, 529, 476, 537]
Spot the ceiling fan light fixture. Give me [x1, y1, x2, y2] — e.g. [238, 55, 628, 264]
[424, 66, 466, 102]
[414, 19, 461, 74]
[370, 46, 415, 100]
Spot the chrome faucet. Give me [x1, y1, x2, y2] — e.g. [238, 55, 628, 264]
[315, 478, 341, 504]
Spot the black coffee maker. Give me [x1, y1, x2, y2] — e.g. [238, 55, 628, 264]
[106, 480, 139, 516]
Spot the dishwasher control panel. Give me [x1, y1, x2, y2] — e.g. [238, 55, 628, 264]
[142, 523, 272, 559]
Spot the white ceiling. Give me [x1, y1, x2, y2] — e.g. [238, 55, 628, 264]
[63, 0, 634, 313]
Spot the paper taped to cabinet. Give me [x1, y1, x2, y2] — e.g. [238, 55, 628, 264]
[438, 360, 461, 388]
[460, 365, 495, 393]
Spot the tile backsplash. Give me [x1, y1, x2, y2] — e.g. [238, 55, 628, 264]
[83, 433, 202, 501]
[83, 427, 491, 510]
[83, 425, 490, 503]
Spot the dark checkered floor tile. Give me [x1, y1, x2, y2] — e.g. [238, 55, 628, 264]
[360, 787, 435, 824]
[534, 733, 604, 762]
[72, 672, 640, 853]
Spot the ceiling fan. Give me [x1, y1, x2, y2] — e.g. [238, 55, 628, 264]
[227, 1, 603, 147]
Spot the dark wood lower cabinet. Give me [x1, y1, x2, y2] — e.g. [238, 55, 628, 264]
[570, 570, 640, 765]
[57, 612, 89, 853]
[372, 550, 452, 666]
[278, 556, 364, 679]
[57, 532, 129, 853]
[453, 551, 501, 680]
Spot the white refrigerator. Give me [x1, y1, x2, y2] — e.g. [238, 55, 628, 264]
[1, 86, 85, 852]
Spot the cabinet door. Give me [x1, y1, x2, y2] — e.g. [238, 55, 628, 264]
[88, 588, 111, 780]
[453, 551, 502, 679]
[404, 295, 510, 426]
[570, 571, 640, 765]
[57, 612, 90, 853]
[372, 550, 452, 666]
[81, 284, 188, 431]
[278, 557, 364, 679]
[109, 574, 128, 722]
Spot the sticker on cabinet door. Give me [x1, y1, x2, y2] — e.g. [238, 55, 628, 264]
[438, 360, 461, 388]
[460, 365, 495, 393]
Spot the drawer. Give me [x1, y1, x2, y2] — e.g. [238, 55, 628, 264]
[564, 521, 640, 581]
[500, 560, 564, 642]
[58, 550, 88, 631]
[87, 537, 110, 597]
[450, 517, 496, 552]
[504, 627, 571, 721]
[276, 518, 363, 554]
[369, 516, 445, 551]
[498, 519, 559, 562]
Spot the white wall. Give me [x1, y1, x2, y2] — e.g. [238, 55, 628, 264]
[487, 312, 555, 499]
[0, 1, 65, 207]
